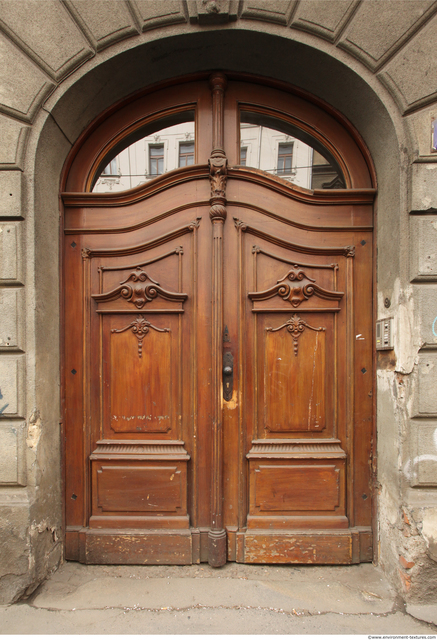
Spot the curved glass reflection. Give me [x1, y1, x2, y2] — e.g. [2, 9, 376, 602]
[240, 111, 345, 189]
[92, 119, 195, 193]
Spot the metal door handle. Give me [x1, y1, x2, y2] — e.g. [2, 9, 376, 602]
[223, 352, 233, 401]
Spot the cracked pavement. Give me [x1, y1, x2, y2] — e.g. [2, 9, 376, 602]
[1, 562, 437, 634]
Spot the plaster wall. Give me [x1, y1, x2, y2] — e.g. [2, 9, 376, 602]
[0, 0, 436, 604]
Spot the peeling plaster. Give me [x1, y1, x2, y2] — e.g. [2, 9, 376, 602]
[26, 410, 41, 449]
[421, 510, 437, 562]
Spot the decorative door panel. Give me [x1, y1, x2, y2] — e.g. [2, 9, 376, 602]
[63, 73, 375, 567]
[104, 313, 175, 435]
[260, 312, 329, 433]
[234, 214, 353, 543]
[77, 219, 200, 545]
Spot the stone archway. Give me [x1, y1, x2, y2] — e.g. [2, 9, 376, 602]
[1, 2, 436, 603]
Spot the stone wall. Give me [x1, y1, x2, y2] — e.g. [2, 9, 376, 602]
[0, 0, 437, 603]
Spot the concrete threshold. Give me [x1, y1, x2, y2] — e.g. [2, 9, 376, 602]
[1, 562, 436, 635]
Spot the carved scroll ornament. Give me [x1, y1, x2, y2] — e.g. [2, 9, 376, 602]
[111, 315, 169, 358]
[249, 266, 344, 308]
[267, 314, 325, 356]
[92, 267, 188, 309]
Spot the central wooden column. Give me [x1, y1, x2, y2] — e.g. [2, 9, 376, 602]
[208, 71, 228, 567]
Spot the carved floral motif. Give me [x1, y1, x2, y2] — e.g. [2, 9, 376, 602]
[249, 265, 343, 308]
[209, 154, 227, 199]
[111, 315, 170, 358]
[266, 314, 325, 356]
[92, 267, 188, 309]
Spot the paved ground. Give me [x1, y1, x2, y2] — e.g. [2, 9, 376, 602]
[1, 562, 437, 635]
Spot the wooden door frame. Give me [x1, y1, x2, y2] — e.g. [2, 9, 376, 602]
[60, 72, 377, 565]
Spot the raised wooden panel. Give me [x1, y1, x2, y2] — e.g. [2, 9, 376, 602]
[81, 530, 193, 565]
[264, 316, 326, 432]
[243, 531, 360, 564]
[95, 464, 182, 512]
[107, 316, 172, 434]
[253, 464, 340, 512]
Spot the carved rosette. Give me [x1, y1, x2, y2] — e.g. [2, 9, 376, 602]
[267, 314, 325, 356]
[111, 315, 170, 358]
[277, 268, 317, 307]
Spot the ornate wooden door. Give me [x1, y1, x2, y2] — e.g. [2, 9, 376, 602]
[63, 74, 375, 566]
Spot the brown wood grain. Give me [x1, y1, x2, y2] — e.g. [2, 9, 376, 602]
[63, 74, 375, 566]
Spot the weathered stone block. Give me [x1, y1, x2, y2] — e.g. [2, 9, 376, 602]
[410, 163, 437, 213]
[412, 354, 437, 416]
[68, 0, 138, 51]
[0, 115, 29, 170]
[291, 0, 355, 41]
[0, 172, 22, 219]
[0, 224, 22, 283]
[0, 356, 25, 418]
[0, 422, 26, 485]
[379, 14, 437, 112]
[241, 0, 295, 24]
[410, 216, 437, 281]
[133, 0, 187, 31]
[339, 0, 435, 71]
[0, 289, 23, 350]
[415, 285, 437, 348]
[0, 0, 93, 80]
[0, 32, 54, 122]
[406, 105, 437, 159]
[0, 495, 30, 603]
[409, 420, 437, 486]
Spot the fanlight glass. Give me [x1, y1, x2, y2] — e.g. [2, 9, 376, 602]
[240, 111, 345, 189]
[92, 113, 195, 193]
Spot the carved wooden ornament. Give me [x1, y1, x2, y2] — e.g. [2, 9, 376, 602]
[111, 315, 170, 358]
[266, 314, 325, 356]
[249, 266, 344, 308]
[92, 267, 188, 309]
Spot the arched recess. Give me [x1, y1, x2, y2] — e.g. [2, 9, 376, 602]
[29, 25, 405, 577]
[60, 70, 377, 566]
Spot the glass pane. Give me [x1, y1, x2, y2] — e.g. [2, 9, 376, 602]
[240, 111, 345, 189]
[92, 114, 195, 193]
[179, 142, 195, 167]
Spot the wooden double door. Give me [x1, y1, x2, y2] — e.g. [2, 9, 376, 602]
[63, 74, 375, 565]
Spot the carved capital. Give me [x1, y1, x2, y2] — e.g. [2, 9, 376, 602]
[346, 245, 355, 257]
[188, 216, 202, 230]
[233, 217, 247, 231]
[81, 247, 91, 259]
[209, 71, 227, 94]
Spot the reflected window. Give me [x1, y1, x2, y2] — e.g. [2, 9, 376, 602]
[240, 110, 345, 189]
[277, 143, 293, 175]
[149, 144, 164, 176]
[92, 115, 195, 193]
[179, 142, 194, 167]
[102, 158, 118, 176]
